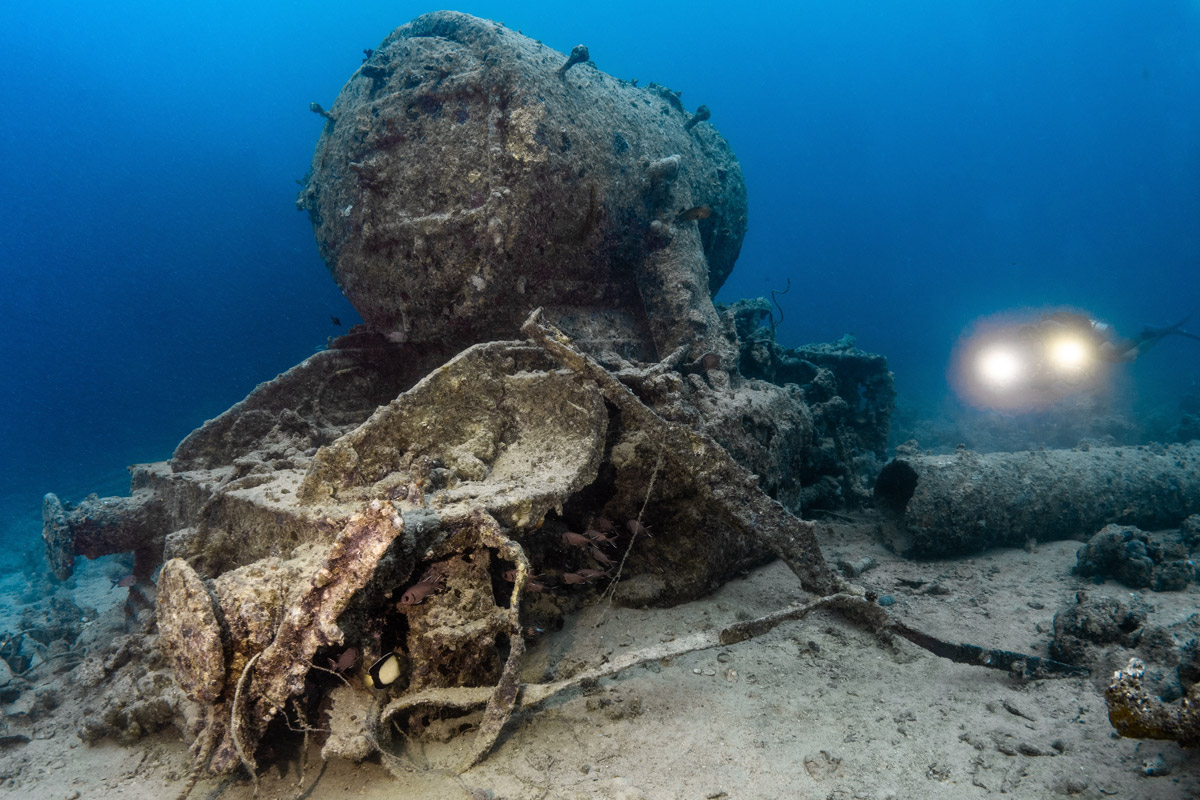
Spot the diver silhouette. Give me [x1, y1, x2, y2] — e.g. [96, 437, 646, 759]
[1107, 315, 1200, 361]
[1028, 311, 1200, 364]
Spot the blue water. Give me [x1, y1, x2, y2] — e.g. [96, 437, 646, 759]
[2, 2, 1198, 543]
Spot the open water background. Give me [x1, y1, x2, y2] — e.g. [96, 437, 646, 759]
[1, 1, 1197, 548]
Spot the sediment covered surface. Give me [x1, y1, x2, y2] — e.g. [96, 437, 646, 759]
[875, 442, 1200, 557]
[5, 520, 1200, 798]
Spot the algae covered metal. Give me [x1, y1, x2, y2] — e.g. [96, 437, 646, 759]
[38, 10, 900, 782]
[298, 10, 748, 363]
[875, 443, 1200, 557]
[42, 318, 891, 777]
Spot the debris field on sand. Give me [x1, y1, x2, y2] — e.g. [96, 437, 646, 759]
[18, 11, 1198, 797]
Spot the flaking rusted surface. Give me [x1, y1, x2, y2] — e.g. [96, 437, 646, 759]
[156, 558, 225, 704]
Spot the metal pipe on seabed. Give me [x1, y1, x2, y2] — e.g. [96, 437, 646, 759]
[873, 442, 1200, 557]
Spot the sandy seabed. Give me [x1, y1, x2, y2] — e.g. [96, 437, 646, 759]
[2, 519, 1198, 800]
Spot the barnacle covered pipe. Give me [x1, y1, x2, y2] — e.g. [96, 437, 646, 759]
[873, 443, 1200, 557]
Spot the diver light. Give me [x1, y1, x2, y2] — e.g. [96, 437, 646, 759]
[977, 345, 1023, 389]
[1046, 335, 1091, 374]
[950, 309, 1112, 411]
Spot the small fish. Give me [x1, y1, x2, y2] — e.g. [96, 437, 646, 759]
[399, 579, 442, 605]
[330, 315, 342, 326]
[675, 205, 713, 223]
[366, 651, 402, 689]
[627, 519, 653, 538]
[593, 516, 616, 534]
[575, 568, 611, 580]
[499, 568, 547, 587]
[561, 572, 589, 585]
[327, 646, 359, 673]
[589, 547, 614, 567]
[110, 575, 136, 590]
[583, 527, 616, 546]
[562, 531, 592, 548]
[417, 565, 446, 585]
[502, 569, 546, 585]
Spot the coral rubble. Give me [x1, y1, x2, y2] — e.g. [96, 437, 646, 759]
[1074, 523, 1197, 591]
[1107, 657, 1200, 747]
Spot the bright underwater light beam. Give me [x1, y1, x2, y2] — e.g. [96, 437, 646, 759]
[1046, 335, 1091, 374]
[950, 309, 1115, 412]
[976, 345, 1023, 390]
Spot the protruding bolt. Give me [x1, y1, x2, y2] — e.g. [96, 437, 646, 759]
[684, 104, 711, 131]
[647, 154, 681, 185]
[558, 44, 590, 77]
[646, 155, 682, 210]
